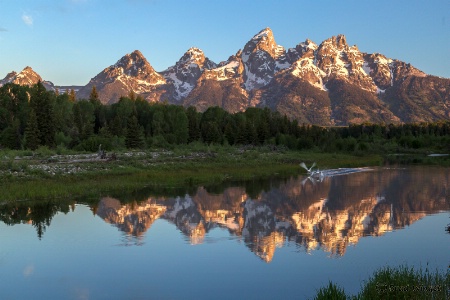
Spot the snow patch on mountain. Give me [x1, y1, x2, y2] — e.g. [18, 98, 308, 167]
[290, 57, 327, 90]
[362, 62, 371, 76]
[205, 60, 240, 81]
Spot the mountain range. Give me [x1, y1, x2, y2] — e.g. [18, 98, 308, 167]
[1, 28, 449, 125]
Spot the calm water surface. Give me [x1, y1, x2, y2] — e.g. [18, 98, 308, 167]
[1, 166, 449, 299]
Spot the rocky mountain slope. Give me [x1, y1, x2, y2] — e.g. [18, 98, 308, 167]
[76, 50, 167, 104]
[2, 28, 448, 125]
[0, 66, 55, 91]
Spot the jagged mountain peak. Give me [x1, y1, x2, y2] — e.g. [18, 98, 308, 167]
[1, 71, 18, 82]
[113, 50, 154, 73]
[22, 66, 35, 72]
[183, 47, 205, 60]
[251, 27, 274, 41]
[17, 66, 41, 79]
[0, 66, 55, 90]
[239, 28, 290, 91]
[334, 34, 348, 48]
[287, 39, 318, 62]
[77, 50, 165, 103]
[175, 47, 216, 69]
[243, 27, 279, 60]
[298, 39, 318, 52]
[162, 47, 218, 102]
[320, 34, 349, 51]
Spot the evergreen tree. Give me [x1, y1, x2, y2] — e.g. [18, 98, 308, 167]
[128, 90, 136, 101]
[125, 114, 143, 148]
[89, 86, 99, 103]
[201, 121, 221, 144]
[186, 106, 200, 142]
[53, 93, 74, 136]
[224, 121, 237, 145]
[152, 110, 164, 136]
[89, 86, 104, 134]
[30, 81, 55, 147]
[69, 89, 76, 102]
[109, 115, 123, 136]
[72, 100, 95, 140]
[173, 110, 189, 144]
[24, 109, 41, 150]
[246, 121, 258, 145]
[1, 119, 21, 150]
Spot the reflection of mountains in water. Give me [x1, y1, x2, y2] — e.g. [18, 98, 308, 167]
[95, 167, 450, 262]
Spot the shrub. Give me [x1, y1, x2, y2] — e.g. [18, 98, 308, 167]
[312, 265, 450, 300]
[357, 265, 449, 300]
[314, 281, 347, 300]
[55, 131, 72, 148]
[35, 146, 55, 157]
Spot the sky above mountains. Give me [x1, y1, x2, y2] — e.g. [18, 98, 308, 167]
[0, 0, 448, 86]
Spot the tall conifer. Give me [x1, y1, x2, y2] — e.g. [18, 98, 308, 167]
[69, 89, 76, 102]
[30, 81, 55, 147]
[25, 109, 41, 150]
[125, 114, 143, 148]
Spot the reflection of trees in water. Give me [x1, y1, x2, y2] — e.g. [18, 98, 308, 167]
[0, 200, 74, 239]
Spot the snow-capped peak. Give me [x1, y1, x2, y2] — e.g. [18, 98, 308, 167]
[179, 47, 205, 63]
[300, 39, 318, 51]
[0, 66, 55, 90]
[161, 48, 217, 101]
[251, 27, 273, 41]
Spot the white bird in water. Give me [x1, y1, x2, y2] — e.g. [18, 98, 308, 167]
[300, 162, 317, 174]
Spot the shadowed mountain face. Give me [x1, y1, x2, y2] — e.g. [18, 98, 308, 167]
[90, 167, 449, 261]
[4, 28, 448, 125]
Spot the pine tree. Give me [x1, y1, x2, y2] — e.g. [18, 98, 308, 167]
[89, 86, 99, 103]
[109, 115, 123, 136]
[30, 81, 55, 147]
[69, 89, 76, 102]
[1, 119, 21, 150]
[25, 109, 41, 150]
[125, 114, 143, 148]
[89, 86, 104, 133]
[186, 106, 200, 142]
[128, 90, 136, 101]
[72, 100, 95, 140]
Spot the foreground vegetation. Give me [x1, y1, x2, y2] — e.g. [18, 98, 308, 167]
[0, 144, 383, 201]
[314, 265, 450, 300]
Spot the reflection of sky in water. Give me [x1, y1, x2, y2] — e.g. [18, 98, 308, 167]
[0, 167, 449, 299]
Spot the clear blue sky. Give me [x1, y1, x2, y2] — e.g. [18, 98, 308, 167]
[0, 0, 448, 86]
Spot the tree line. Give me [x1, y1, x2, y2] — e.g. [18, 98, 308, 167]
[0, 82, 449, 153]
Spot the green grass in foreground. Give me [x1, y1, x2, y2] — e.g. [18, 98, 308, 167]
[313, 265, 450, 300]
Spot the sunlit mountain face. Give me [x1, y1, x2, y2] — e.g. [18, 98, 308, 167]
[4, 167, 446, 262]
[4, 28, 449, 124]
